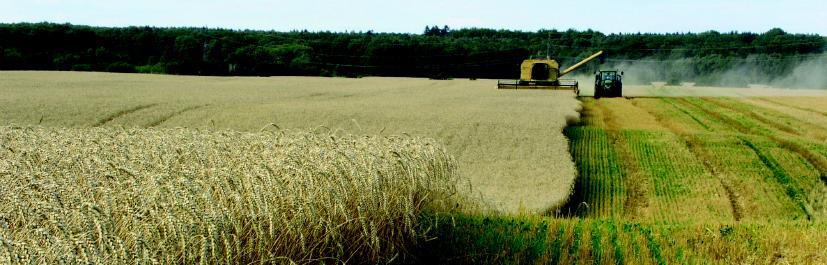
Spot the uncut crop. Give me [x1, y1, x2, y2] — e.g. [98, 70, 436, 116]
[0, 71, 580, 214]
[0, 126, 459, 264]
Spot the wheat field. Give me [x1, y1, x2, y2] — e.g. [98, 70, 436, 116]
[3, 71, 827, 263]
[0, 126, 459, 264]
[0, 71, 580, 213]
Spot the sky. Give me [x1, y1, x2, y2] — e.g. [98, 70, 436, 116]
[1, 0, 826, 35]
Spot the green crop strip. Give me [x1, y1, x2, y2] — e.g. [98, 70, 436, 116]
[623, 223, 642, 261]
[660, 98, 712, 131]
[569, 220, 584, 264]
[694, 98, 827, 192]
[642, 226, 667, 265]
[675, 98, 827, 216]
[591, 221, 604, 264]
[741, 138, 814, 220]
[549, 225, 566, 265]
[417, 213, 553, 264]
[758, 98, 827, 117]
[413, 96, 827, 264]
[623, 131, 690, 200]
[563, 127, 625, 217]
[704, 98, 799, 135]
[609, 220, 625, 265]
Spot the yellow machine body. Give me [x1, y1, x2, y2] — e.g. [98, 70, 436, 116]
[498, 50, 604, 94]
[520, 59, 560, 82]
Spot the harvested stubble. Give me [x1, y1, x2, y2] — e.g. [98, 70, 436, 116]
[624, 85, 827, 97]
[0, 126, 459, 264]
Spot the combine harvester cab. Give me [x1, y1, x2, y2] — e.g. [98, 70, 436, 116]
[498, 50, 604, 95]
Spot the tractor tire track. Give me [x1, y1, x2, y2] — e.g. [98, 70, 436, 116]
[703, 98, 799, 136]
[741, 138, 815, 220]
[756, 98, 827, 118]
[595, 99, 650, 219]
[675, 98, 819, 220]
[658, 98, 711, 131]
[92, 103, 158, 127]
[696, 98, 827, 187]
[684, 135, 745, 221]
[737, 98, 827, 142]
[634, 98, 743, 221]
[145, 104, 209, 127]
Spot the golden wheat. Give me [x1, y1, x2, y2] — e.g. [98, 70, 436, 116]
[0, 126, 459, 264]
[0, 71, 580, 213]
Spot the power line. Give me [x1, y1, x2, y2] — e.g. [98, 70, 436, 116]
[309, 53, 827, 69]
[216, 32, 825, 52]
[596, 40, 826, 51]
[601, 53, 827, 63]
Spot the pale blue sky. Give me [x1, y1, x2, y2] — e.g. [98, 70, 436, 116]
[2, 0, 825, 35]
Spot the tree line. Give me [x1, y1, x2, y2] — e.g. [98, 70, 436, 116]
[0, 23, 823, 84]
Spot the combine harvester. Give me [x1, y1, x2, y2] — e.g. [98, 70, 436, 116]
[498, 50, 604, 95]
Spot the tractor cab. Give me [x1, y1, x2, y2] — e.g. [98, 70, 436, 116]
[594, 70, 623, 98]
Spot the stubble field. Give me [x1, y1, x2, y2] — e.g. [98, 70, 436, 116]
[437, 92, 827, 264]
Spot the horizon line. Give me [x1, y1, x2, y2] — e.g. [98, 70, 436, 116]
[3, 21, 825, 37]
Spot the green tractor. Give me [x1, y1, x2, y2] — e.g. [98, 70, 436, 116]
[594, 70, 623, 98]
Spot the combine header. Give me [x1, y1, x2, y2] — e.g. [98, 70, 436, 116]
[498, 50, 604, 94]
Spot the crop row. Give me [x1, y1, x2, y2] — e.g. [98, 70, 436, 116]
[418, 212, 827, 264]
[563, 127, 625, 218]
[569, 97, 827, 222]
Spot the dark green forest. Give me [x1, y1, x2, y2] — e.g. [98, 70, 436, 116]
[0, 23, 824, 85]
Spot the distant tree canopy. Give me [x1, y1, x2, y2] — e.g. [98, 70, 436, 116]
[424, 25, 451, 37]
[0, 23, 824, 83]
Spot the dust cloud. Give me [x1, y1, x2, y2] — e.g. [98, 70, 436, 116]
[771, 56, 827, 89]
[581, 53, 827, 90]
[562, 53, 827, 97]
